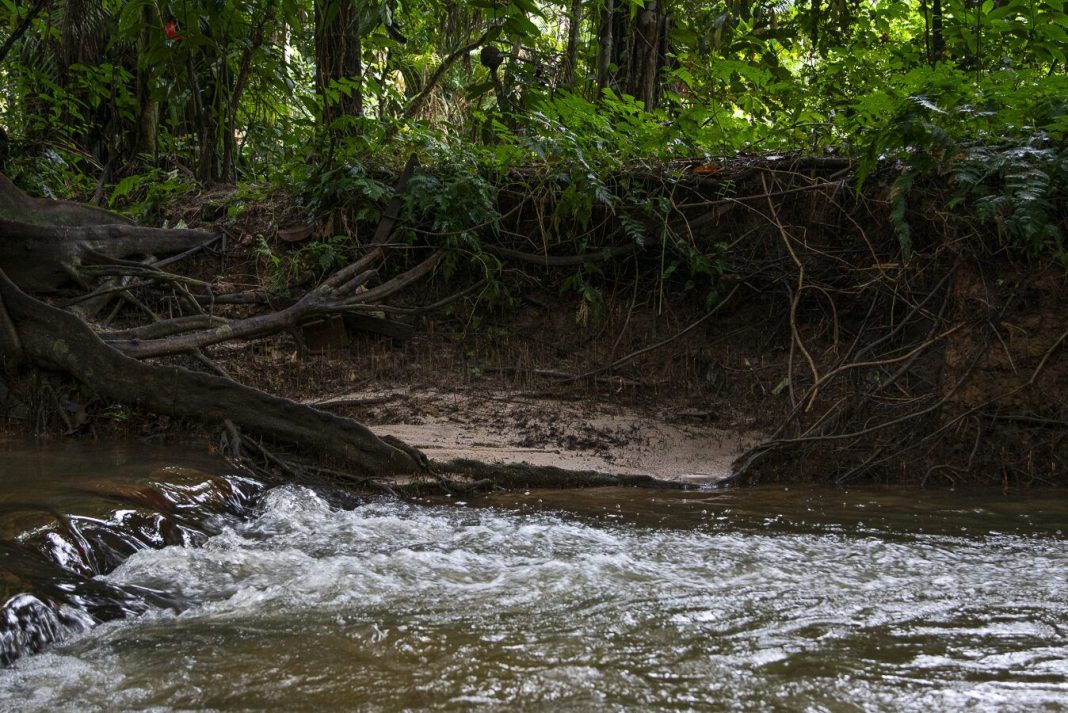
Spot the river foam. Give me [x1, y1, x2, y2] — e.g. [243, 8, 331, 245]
[1, 484, 1066, 711]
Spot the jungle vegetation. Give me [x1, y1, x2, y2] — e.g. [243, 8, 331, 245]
[0, 0, 1062, 255]
[0, 0, 1065, 487]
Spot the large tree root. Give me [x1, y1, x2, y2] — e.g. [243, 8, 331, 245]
[0, 218, 218, 292]
[0, 174, 134, 228]
[0, 268, 426, 478]
[0, 172, 217, 293]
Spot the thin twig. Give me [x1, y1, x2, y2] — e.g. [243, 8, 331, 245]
[1030, 327, 1068, 385]
[561, 284, 740, 383]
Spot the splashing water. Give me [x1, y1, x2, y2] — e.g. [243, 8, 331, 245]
[1, 483, 1066, 712]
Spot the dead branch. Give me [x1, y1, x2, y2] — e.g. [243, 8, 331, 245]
[485, 243, 636, 267]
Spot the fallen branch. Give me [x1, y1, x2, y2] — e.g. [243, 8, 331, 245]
[485, 243, 635, 267]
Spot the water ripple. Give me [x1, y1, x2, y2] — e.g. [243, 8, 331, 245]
[1, 485, 1066, 712]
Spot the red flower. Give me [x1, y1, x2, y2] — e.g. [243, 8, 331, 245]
[165, 20, 184, 41]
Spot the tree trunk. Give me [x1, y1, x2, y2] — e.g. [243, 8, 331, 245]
[136, 3, 162, 160]
[932, 0, 945, 63]
[187, 48, 223, 185]
[58, 0, 109, 160]
[810, 0, 821, 47]
[315, 0, 363, 131]
[562, 0, 583, 87]
[596, 0, 615, 92]
[627, 2, 668, 110]
[597, 0, 667, 109]
[223, 0, 277, 182]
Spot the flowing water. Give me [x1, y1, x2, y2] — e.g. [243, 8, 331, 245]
[1, 444, 1067, 711]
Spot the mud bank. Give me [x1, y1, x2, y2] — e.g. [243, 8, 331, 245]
[1, 158, 1065, 487]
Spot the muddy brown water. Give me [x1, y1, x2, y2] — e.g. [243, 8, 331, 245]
[1, 442, 1067, 711]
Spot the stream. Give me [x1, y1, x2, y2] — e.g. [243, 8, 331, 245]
[1, 442, 1067, 711]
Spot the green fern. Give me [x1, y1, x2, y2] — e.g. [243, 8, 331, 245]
[955, 144, 1064, 256]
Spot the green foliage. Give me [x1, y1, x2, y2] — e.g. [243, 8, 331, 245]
[398, 135, 501, 252]
[302, 158, 393, 222]
[560, 264, 605, 327]
[954, 144, 1067, 261]
[5, 146, 97, 200]
[109, 168, 195, 223]
[253, 236, 286, 292]
[0, 0, 1064, 265]
[846, 63, 1066, 259]
[254, 234, 350, 293]
[304, 235, 351, 273]
[888, 174, 914, 260]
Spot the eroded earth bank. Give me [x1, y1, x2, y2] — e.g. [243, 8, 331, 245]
[0, 156, 1066, 491]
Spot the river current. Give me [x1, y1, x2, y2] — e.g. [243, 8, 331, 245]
[1, 445, 1067, 711]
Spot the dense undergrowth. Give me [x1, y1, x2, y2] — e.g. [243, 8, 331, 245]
[8, 70, 1067, 298]
[1, 0, 1065, 278]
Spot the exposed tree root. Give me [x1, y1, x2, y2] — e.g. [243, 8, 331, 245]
[0, 173, 218, 293]
[0, 269, 426, 478]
